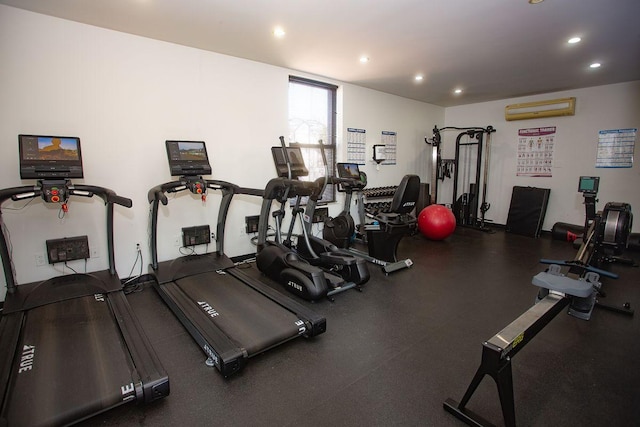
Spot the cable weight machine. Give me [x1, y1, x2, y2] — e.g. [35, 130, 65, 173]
[426, 125, 495, 231]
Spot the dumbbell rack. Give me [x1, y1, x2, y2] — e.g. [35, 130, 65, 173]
[361, 186, 398, 216]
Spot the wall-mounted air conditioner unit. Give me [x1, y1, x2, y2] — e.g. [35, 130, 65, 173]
[505, 97, 576, 121]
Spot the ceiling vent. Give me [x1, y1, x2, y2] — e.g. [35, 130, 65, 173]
[505, 97, 576, 121]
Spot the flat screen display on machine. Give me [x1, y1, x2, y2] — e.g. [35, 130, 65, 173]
[19, 134, 84, 179]
[578, 176, 599, 194]
[271, 146, 308, 178]
[336, 163, 361, 180]
[165, 140, 212, 176]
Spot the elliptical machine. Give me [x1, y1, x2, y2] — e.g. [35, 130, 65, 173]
[256, 137, 369, 301]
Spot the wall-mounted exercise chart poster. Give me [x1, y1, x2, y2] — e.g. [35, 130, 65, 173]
[595, 128, 636, 168]
[346, 127, 366, 164]
[516, 126, 556, 177]
[381, 131, 397, 165]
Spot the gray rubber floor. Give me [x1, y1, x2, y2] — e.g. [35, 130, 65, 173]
[83, 227, 640, 426]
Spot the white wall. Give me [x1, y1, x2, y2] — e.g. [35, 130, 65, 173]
[443, 81, 640, 233]
[0, 5, 443, 301]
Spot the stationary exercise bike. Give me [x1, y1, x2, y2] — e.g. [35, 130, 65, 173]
[322, 162, 419, 274]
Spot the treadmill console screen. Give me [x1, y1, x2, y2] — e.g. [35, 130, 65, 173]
[19, 134, 84, 179]
[336, 163, 361, 180]
[271, 146, 308, 178]
[166, 140, 212, 176]
[578, 176, 599, 194]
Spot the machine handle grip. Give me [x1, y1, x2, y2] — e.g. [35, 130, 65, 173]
[0, 186, 41, 205]
[70, 185, 132, 208]
[147, 181, 184, 204]
[109, 194, 133, 208]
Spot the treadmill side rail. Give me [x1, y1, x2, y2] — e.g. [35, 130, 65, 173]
[109, 291, 170, 402]
[227, 267, 327, 337]
[154, 278, 248, 377]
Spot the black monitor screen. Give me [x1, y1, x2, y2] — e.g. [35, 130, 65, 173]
[578, 176, 599, 194]
[271, 147, 308, 178]
[19, 134, 84, 179]
[166, 140, 212, 176]
[336, 163, 361, 180]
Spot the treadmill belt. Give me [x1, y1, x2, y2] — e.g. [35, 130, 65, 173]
[4, 295, 136, 427]
[174, 271, 303, 355]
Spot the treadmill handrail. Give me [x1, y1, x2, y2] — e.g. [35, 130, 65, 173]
[0, 183, 132, 293]
[0, 184, 131, 207]
[148, 178, 264, 270]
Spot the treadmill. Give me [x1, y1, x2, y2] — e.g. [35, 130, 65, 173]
[0, 134, 169, 427]
[147, 140, 326, 377]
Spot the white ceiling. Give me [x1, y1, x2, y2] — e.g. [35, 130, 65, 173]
[2, 0, 639, 107]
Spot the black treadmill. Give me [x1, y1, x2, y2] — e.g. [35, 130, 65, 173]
[0, 135, 169, 427]
[147, 141, 326, 377]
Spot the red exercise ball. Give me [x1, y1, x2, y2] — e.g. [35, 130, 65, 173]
[418, 205, 456, 240]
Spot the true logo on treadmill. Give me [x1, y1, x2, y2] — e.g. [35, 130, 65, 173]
[121, 382, 135, 402]
[287, 281, 303, 292]
[18, 345, 35, 374]
[204, 345, 219, 365]
[402, 201, 415, 207]
[198, 301, 219, 318]
[295, 320, 306, 334]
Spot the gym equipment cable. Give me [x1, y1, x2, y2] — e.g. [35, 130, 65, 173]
[426, 125, 495, 231]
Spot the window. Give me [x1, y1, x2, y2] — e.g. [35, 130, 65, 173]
[288, 76, 337, 203]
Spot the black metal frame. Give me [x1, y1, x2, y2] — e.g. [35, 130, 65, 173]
[147, 177, 326, 376]
[443, 181, 633, 426]
[444, 293, 570, 427]
[426, 126, 495, 231]
[0, 180, 169, 426]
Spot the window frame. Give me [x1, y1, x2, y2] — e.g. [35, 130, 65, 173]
[288, 75, 338, 204]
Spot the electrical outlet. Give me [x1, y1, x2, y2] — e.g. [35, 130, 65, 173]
[35, 252, 46, 267]
[90, 246, 100, 258]
[174, 234, 182, 247]
[135, 242, 141, 251]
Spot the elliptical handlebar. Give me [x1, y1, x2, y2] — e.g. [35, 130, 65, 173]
[279, 136, 293, 180]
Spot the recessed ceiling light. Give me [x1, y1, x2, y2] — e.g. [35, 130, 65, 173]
[415, 75, 424, 82]
[528, 0, 544, 4]
[454, 88, 463, 94]
[360, 56, 370, 64]
[568, 37, 581, 44]
[273, 26, 286, 38]
[590, 62, 601, 68]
